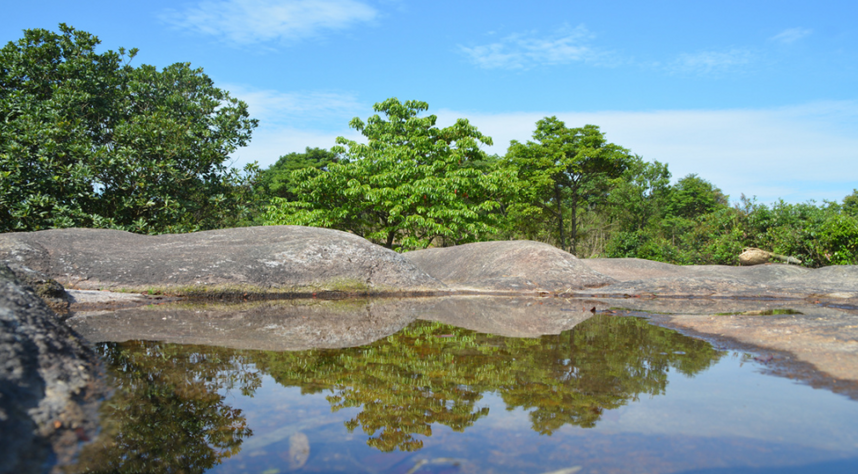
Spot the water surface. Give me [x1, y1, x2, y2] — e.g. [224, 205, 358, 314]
[69, 315, 858, 474]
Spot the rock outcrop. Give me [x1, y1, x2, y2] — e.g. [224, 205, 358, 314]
[578, 258, 858, 299]
[404, 241, 616, 292]
[0, 226, 445, 297]
[0, 265, 104, 474]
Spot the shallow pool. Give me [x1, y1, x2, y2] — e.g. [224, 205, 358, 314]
[68, 315, 858, 474]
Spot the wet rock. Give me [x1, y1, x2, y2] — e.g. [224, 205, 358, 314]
[67, 298, 435, 351]
[0, 226, 445, 297]
[404, 241, 616, 292]
[0, 264, 104, 474]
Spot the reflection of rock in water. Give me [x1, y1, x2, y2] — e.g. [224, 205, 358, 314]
[281, 432, 310, 470]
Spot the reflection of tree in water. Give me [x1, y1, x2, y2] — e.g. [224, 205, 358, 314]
[254, 315, 723, 451]
[73, 315, 724, 465]
[68, 342, 259, 474]
[499, 315, 722, 434]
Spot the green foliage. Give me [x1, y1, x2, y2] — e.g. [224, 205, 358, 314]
[505, 117, 631, 255]
[262, 98, 515, 250]
[0, 24, 259, 234]
[69, 342, 256, 473]
[256, 147, 338, 201]
[664, 174, 728, 220]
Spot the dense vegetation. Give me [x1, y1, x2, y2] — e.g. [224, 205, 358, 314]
[3, 25, 856, 266]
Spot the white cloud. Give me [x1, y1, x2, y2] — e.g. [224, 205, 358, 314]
[670, 48, 754, 76]
[160, 0, 377, 45]
[770, 27, 812, 44]
[223, 85, 364, 126]
[459, 25, 608, 70]
[223, 86, 368, 167]
[433, 101, 858, 204]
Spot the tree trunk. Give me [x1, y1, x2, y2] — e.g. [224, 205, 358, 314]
[570, 193, 578, 256]
[555, 184, 566, 251]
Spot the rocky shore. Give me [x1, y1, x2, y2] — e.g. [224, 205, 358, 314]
[3, 226, 858, 472]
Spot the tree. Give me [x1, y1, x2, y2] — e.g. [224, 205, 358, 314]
[506, 117, 630, 255]
[664, 174, 728, 220]
[263, 98, 514, 250]
[0, 24, 258, 234]
[256, 147, 338, 201]
[609, 156, 672, 233]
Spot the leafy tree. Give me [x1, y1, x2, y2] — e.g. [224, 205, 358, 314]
[664, 174, 728, 220]
[0, 24, 258, 234]
[506, 117, 630, 255]
[262, 98, 514, 250]
[256, 147, 338, 201]
[609, 156, 672, 233]
[843, 189, 858, 217]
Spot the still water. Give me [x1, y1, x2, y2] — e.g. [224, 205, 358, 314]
[68, 315, 858, 474]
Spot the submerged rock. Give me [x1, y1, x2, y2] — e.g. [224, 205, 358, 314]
[0, 226, 445, 297]
[404, 241, 616, 292]
[0, 265, 104, 474]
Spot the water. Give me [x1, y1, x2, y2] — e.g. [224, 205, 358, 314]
[67, 314, 858, 474]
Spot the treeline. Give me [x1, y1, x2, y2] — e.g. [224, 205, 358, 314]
[255, 100, 858, 267]
[3, 25, 856, 266]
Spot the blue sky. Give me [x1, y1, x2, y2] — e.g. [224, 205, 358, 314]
[4, 0, 857, 204]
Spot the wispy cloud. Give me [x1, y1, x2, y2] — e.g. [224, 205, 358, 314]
[459, 25, 610, 70]
[224, 85, 364, 125]
[669, 48, 755, 76]
[770, 27, 812, 44]
[433, 101, 858, 204]
[224, 85, 367, 166]
[160, 0, 377, 45]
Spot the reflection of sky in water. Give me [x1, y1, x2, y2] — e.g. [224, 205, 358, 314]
[210, 357, 858, 473]
[75, 314, 858, 474]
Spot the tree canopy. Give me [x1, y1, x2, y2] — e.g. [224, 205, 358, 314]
[255, 147, 338, 201]
[506, 118, 631, 255]
[0, 24, 258, 234]
[262, 98, 514, 250]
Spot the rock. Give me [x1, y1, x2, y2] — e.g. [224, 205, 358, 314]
[580, 258, 695, 282]
[4, 264, 70, 314]
[0, 226, 445, 297]
[578, 258, 858, 299]
[404, 241, 616, 292]
[0, 264, 105, 474]
[739, 247, 802, 266]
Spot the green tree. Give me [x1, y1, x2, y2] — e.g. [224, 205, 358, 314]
[256, 147, 338, 201]
[664, 174, 728, 220]
[0, 24, 258, 234]
[506, 117, 630, 255]
[262, 98, 514, 250]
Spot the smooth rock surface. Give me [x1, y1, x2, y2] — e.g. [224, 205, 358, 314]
[404, 241, 616, 292]
[0, 227, 445, 296]
[578, 259, 858, 299]
[0, 265, 104, 474]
